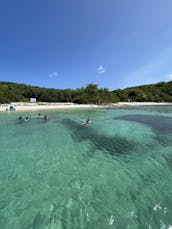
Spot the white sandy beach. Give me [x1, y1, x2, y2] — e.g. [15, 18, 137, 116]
[0, 102, 172, 112]
[0, 102, 99, 112]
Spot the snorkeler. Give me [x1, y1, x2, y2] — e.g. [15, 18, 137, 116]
[35, 113, 41, 118]
[85, 119, 91, 124]
[24, 117, 29, 122]
[82, 118, 95, 125]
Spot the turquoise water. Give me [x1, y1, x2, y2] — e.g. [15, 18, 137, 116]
[0, 106, 172, 229]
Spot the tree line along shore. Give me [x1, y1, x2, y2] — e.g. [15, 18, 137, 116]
[0, 81, 172, 105]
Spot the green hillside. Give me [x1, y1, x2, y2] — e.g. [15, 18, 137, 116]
[0, 81, 172, 104]
[114, 81, 172, 102]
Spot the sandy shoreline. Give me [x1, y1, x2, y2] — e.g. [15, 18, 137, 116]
[0, 102, 99, 112]
[115, 102, 172, 106]
[0, 102, 172, 112]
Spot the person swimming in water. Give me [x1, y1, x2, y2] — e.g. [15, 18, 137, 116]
[35, 113, 41, 118]
[85, 118, 91, 125]
[44, 115, 49, 121]
[24, 117, 29, 122]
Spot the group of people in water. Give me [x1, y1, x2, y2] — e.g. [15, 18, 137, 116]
[18, 113, 94, 125]
[18, 113, 49, 122]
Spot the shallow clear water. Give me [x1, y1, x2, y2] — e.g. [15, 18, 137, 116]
[0, 106, 172, 229]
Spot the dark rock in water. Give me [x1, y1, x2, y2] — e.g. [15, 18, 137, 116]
[164, 153, 172, 170]
[32, 212, 44, 229]
[114, 114, 172, 134]
[61, 118, 135, 156]
[129, 190, 138, 201]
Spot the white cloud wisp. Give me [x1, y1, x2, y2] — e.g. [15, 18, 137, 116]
[97, 65, 106, 74]
[49, 71, 58, 78]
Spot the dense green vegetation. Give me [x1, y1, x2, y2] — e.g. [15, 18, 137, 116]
[0, 81, 172, 104]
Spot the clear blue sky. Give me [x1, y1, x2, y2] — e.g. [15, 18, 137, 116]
[0, 0, 172, 90]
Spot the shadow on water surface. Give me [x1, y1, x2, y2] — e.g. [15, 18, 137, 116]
[114, 114, 172, 134]
[61, 118, 135, 156]
[114, 114, 172, 168]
